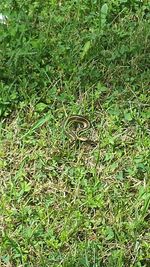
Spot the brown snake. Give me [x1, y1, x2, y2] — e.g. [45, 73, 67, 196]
[64, 115, 96, 145]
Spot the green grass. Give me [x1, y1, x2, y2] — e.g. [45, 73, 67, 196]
[0, 1, 150, 266]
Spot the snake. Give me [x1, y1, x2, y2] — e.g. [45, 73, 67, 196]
[64, 115, 93, 143]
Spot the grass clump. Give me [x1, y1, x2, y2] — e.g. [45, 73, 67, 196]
[0, 1, 150, 266]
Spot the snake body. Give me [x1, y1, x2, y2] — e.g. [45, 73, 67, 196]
[64, 115, 91, 142]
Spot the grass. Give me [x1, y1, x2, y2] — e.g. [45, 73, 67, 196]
[0, 1, 150, 266]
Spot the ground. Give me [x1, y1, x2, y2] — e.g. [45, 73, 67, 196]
[0, 1, 150, 266]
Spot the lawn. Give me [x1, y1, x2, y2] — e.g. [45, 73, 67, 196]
[0, 1, 150, 266]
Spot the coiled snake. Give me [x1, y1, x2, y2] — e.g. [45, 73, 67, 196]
[64, 115, 96, 145]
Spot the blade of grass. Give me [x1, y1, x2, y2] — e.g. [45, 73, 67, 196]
[21, 111, 53, 139]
